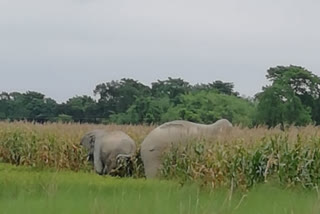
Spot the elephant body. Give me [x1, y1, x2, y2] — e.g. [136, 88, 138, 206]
[80, 130, 136, 175]
[140, 119, 232, 178]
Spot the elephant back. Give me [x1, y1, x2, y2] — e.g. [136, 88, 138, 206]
[141, 119, 233, 178]
[99, 131, 136, 155]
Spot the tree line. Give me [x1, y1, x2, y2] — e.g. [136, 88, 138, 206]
[1, 65, 320, 127]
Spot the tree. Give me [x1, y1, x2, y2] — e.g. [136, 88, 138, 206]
[209, 80, 239, 96]
[256, 65, 319, 126]
[165, 91, 255, 126]
[6, 92, 30, 120]
[192, 80, 239, 96]
[0, 92, 11, 119]
[256, 85, 311, 127]
[151, 78, 191, 104]
[0, 91, 58, 122]
[94, 78, 151, 118]
[63, 96, 98, 123]
[109, 96, 171, 125]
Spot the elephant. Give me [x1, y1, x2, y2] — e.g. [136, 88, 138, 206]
[80, 129, 136, 175]
[140, 119, 232, 178]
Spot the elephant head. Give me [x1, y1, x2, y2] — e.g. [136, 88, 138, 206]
[80, 129, 137, 176]
[80, 132, 94, 161]
[80, 130, 103, 162]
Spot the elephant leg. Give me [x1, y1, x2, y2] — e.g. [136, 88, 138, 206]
[142, 150, 162, 178]
[105, 158, 117, 175]
[144, 160, 162, 178]
[99, 157, 111, 175]
[99, 153, 115, 175]
[102, 165, 108, 175]
[94, 156, 104, 175]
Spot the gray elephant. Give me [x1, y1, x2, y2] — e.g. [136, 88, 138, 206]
[80, 129, 136, 175]
[140, 119, 232, 178]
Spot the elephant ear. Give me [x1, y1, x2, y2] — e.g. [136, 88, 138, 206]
[80, 131, 96, 149]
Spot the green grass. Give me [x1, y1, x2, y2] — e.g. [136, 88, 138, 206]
[0, 163, 319, 214]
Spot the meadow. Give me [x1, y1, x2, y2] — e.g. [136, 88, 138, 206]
[1, 163, 319, 214]
[1, 122, 320, 213]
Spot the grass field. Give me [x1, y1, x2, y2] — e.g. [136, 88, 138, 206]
[1, 122, 320, 213]
[1, 163, 320, 214]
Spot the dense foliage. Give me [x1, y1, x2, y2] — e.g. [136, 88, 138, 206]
[256, 65, 320, 127]
[0, 78, 253, 125]
[1, 65, 320, 126]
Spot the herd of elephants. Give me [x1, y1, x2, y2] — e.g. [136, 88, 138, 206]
[80, 119, 233, 178]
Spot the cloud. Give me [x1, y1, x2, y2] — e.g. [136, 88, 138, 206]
[0, 0, 319, 102]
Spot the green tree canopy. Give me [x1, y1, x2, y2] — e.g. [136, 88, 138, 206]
[256, 65, 320, 126]
[193, 80, 239, 96]
[151, 78, 191, 104]
[94, 78, 151, 117]
[109, 96, 171, 125]
[63, 96, 98, 123]
[164, 91, 255, 126]
[0, 91, 58, 122]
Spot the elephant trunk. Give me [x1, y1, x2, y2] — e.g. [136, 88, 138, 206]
[87, 153, 94, 162]
[116, 154, 133, 159]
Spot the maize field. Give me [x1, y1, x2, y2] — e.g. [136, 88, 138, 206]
[1, 121, 320, 189]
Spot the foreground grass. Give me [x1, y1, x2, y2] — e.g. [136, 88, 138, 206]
[0, 164, 319, 214]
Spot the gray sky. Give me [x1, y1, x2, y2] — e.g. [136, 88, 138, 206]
[1, 0, 320, 103]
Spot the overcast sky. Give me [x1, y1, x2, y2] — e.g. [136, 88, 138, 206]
[1, 0, 319, 103]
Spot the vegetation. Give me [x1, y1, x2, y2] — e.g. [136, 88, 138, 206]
[1, 64, 320, 212]
[162, 130, 320, 189]
[1, 163, 319, 214]
[256, 65, 320, 127]
[2, 122, 320, 190]
[0, 78, 251, 125]
[0, 122, 152, 176]
[2, 65, 319, 127]
[0, 66, 320, 127]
